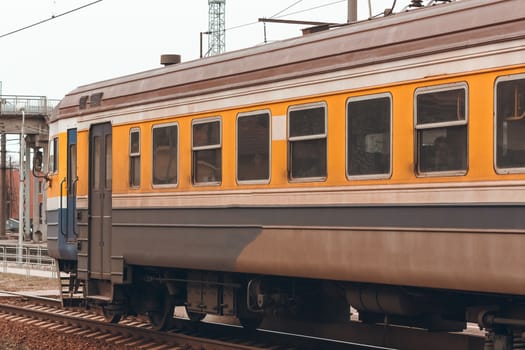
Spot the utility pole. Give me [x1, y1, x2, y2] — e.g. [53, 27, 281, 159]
[0, 96, 6, 239]
[0, 132, 5, 239]
[348, 0, 357, 22]
[200, 31, 211, 58]
[8, 157, 13, 222]
[18, 107, 26, 263]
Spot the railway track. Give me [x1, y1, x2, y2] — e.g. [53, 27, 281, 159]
[0, 294, 376, 350]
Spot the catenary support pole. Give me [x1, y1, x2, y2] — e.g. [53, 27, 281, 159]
[17, 107, 25, 263]
[0, 132, 6, 238]
[348, 0, 357, 22]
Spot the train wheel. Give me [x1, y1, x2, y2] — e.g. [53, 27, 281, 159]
[102, 305, 122, 324]
[148, 288, 175, 330]
[185, 307, 206, 322]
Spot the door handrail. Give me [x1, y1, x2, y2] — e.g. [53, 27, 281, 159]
[72, 176, 79, 237]
[59, 177, 67, 236]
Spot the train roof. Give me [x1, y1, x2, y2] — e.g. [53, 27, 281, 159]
[54, 0, 525, 121]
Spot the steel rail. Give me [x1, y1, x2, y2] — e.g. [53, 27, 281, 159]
[0, 290, 61, 306]
[0, 291, 486, 350]
[0, 301, 376, 350]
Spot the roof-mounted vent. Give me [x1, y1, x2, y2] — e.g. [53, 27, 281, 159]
[160, 54, 181, 66]
[90, 92, 103, 107]
[79, 92, 103, 110]
[79, 95, 88, 109]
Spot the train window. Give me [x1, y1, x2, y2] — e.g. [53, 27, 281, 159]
[69, 143, 77, 182]
[129, 128, 141, 188]
[347, 93, 392, 178]
[105, 134, 112, 189]
[415, 83, 468, 174]
[152, 123, 178, 186]
[93, 136, 101, 190]
[192, 118, 221, 185]
[495, 75, 525, 173]
[288, 103, 327, 181]
[237, 111, 270, 183]
[49, 137, 58, 173]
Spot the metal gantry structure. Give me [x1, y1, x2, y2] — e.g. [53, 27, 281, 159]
[0, 95, 56, 247]
[207, 0, 226, 56]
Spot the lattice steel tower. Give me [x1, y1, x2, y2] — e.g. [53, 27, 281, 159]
[207, 0, 226, 56]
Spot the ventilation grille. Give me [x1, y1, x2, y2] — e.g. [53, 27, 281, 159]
[79, 95, 89, 109]
[78, 92, 103, 109]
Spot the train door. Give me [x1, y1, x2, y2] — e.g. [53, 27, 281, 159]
[67, 129, 78, 242]
[88, 123, 112, 279]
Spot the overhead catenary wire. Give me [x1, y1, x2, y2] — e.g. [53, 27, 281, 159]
[272, 0, 346, 20]
[265, 0, 304, 43]
[270, 0, 304, 18]
[0, 0, 348, 43]
[212, 0, 346, 35]
[0, 0, 103, 39]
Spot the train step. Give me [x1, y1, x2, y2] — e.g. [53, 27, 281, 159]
[86, 294, 112, 302]
[59, 273, 85, 307]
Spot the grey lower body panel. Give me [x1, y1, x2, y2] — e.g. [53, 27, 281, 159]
[111, 203, 525, 230]
[78, 203, 525, 295]
[46, 209, 77, 261]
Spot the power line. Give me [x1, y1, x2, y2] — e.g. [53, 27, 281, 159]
[270, 0, 304, 18]
[222, 20, 259, 33]
[0, 0, 103, 40]
[221, 0, 345, 34]
[273, 0, 346, 20]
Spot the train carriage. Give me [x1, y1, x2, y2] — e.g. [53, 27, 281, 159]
[46, 0, 525, 347]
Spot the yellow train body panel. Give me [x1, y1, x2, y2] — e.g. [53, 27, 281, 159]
[53, 65, 524, 201]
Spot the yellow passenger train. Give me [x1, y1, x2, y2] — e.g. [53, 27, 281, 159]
[45, 0, 525, 347]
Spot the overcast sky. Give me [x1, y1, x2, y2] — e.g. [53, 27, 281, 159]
[0, 0, 413, 100]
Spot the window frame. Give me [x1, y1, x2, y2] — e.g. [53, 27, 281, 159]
[414, 82, 469, 176]
[191, 117, 222, 186]
[494, 73, 525, 174]
[346, 92, 393, 180]
[151, 122, 179, 188]
[105, 133, 112, 190]
[129, 127, 141, 188]
[49, 136, 58, 174]
[287, 101, 328, 182]
[236, 110, 272, 185]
